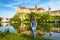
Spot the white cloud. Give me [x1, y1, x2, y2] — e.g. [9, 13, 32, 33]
[39, 0, 60, 11]
[0, 0, 60, 18]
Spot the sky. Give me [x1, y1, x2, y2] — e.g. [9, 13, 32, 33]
[0, 0, 60, 18]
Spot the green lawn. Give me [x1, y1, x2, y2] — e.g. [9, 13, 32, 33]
[0, 32, 52, 40]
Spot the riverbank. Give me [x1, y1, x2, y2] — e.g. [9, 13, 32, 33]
[0, 33, 52, 40]
[21, 30, 45, 36]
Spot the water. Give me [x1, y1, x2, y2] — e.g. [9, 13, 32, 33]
[43, 32, 60, 40]
[0, 23, 60, 40]
[0, 23, 17, 32]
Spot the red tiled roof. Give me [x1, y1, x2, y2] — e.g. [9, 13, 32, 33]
[37, 8, 45, 11]
[56, 10, 60, 12]
[29, 8, 45, 10]
[51, 10, 60, 12]
[19, 6, 26, 9]
[29, 8, 35, 10]
[19, 6, 45, 10]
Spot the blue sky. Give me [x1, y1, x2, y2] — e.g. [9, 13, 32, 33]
[0, 0, 60, 18]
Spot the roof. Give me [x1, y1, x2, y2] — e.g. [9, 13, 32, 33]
[29, 8, 35, 10]
[51, 10, 60, 12]
[18, 6, 45, 10]
[19, 6, 26, 9]
[29, 8, 45, 10]
[37, 8, 45, 11]
[56, 10, 60, 12]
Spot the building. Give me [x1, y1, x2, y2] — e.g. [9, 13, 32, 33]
[17, 5, 45, 20]
[50, 10, 60, 16]
[1, 23, 9, 27]
[1, 18, 10, 23]
[48, 8, 60, 16]
[17, 6, 45, 13]
[17, 5, 60, 20]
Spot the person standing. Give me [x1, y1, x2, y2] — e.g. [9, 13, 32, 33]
[31, 16, 37, 40]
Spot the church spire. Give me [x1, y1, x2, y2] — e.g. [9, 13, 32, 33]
[35, 4, 37, 13]
[48, 7, 51, 13]
[35, 4, 37, 8]
[48, 7, 51, 11]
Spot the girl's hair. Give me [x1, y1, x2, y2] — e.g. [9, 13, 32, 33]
[31, 16, 35, 21]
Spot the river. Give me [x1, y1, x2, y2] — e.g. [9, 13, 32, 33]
[0, 23, 60, 40]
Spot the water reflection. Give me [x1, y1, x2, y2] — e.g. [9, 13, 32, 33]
[11, 23, 21, 32]
[49, 32, 52, 37]
[1, 23, 9, 27]
[36, 23, 60, 40]
[0, 23, 1, 27]
[36, 23, 60, 32]
[0, 22, 60, 40]
[11, 23, 26, 32]
[0, 23, 16, 32]
[43, 32, 60, 40]
[10, 23, 60, 32]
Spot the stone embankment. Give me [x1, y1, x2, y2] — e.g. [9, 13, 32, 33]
[21, 30, 45, 36]
[51, 28, 60, 33]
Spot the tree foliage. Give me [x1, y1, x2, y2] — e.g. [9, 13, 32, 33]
[0, 17, 2, 22]
[11, 13, 21, 23]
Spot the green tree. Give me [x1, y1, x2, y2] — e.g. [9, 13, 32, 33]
[36, 12, 50, 23]
[23, 12, 37, 30]
[12, 13, 21, 23]
[0, 17, 2, 22]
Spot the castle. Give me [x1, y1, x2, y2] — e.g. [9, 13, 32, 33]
[17, 5, 60, 20]
[16, 5, 60, 31]
[17, 5, 45, 13]
[17, 5, 45, 20]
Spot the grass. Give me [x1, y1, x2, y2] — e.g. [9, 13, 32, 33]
[0, 32, 52, 40]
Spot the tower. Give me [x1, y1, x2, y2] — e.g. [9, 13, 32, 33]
[35, 4, 37, 13]
[35, 4, 37, 8]
[48, 7, 51, 12]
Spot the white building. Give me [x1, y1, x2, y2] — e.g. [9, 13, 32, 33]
[1, 18, 10, 23]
